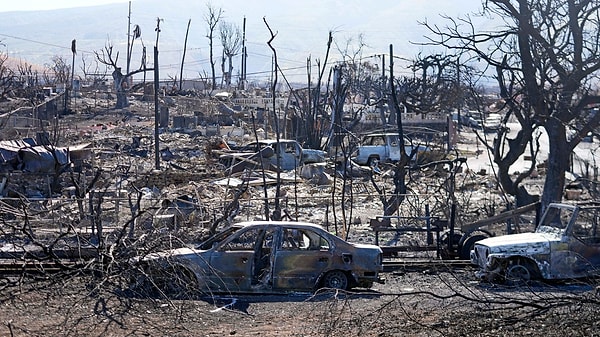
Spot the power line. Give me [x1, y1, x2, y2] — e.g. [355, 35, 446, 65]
[0, 32, 412, 80]
[0, 32, 100, 57]
[0, 33, 71, 51]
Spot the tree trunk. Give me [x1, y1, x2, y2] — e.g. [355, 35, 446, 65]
[541, 118, 569, 209]
[383, 44, 408, 216]
[112, 69, 129, 109]
[227, 55, 233, 87]
[209, 39, 216, 90]
[494, 125, 538, 206]
[383, 166, 407, 216]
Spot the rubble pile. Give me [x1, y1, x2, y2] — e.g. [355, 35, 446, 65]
[0, 89, 551, 253]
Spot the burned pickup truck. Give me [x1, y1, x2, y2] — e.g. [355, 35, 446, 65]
[471, 202, 600, 283]
[352, 132, 429, 168]
[218, 139, 325, 173]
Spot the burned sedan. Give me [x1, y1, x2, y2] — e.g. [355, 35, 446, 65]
[136, 221, 384, 295]
[471, 203, 600, 283]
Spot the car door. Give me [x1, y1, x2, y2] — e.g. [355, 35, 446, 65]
[565, 208, 600, 277]
[208, 227, 261, 292]
[387, 134, 400, 161]
[277, 141, 301, 170]
[356, 135, 383, 164]
[272, 227, 333, 290]
[251, 226, 278, 288]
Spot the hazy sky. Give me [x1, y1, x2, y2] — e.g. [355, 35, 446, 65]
[0, 0, 131, 12]
[0, 0, 492, 82]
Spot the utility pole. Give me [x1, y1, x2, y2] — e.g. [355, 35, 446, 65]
[332, 66, 343, 146]
[240, 16, 247, 90]
[126, 1, 132, 77]
[381, 54, 385, 80]
[154, 18, 162, 170]
[456, 55, 461, 132]
[390, 44, 405, 151]
[179, 19, 191, 92]
[380, 54, 386, 124]
[70, 39, 76, 110]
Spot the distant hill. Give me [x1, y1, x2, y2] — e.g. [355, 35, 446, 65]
[0, 0, 488, 85]
[0, 2, 237, 82]
[0, 1, 300, 84]
[4, 56, 45, 73]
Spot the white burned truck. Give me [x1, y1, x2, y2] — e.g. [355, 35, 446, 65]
[351, 132, 428, 168]
[471, 202, 600, 283]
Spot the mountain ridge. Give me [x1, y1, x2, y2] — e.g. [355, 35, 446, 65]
[0, 0, 485, 83]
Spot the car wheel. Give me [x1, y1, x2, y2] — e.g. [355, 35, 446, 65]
[367, 157, 379, 168]
[438, 231, 463, 260]
[459, 234, 487, 260]
[322, 270, 349, 290]
[505, 259, 538, 285]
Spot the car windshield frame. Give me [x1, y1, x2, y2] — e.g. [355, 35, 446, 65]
[536, 204, 576, 235]
[196, 225, 244, 250]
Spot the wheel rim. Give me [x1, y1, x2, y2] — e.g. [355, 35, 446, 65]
[323, 271, 348, 289]
[506, 264, 531, 281]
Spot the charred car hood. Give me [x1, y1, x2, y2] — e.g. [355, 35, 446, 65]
[476, 232, 555, 254]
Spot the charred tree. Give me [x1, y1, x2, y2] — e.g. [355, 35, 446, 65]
[286, 32, 334, 151]
[384, 45, 410, 216]
[264, 18, 282, 221]
[205, 4, 223, 91]
[80, 54, 108, 88]
[95, 38, 151, 109]
[179, 19, 192, 92]
[403, 54, 468, 116]
[0, 48, 15, 101]
[219, 21, 242, 88]
[424, 0, 600, 209]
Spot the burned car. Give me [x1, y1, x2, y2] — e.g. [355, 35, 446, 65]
[471, 203, 600, 283]
[218, 139, 325, 173]
[352, 132, 429, 167]
[135, 221, 384, 296]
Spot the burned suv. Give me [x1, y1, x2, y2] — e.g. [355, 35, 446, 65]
[471, 203, 600, 282]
